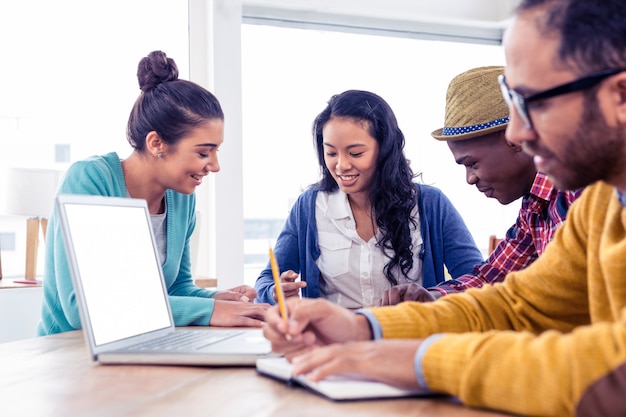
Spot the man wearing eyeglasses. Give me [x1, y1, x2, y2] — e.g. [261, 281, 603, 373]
[262, 1, 626, 416]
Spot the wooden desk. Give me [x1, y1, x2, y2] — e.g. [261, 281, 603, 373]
[0, 331, 510, 417]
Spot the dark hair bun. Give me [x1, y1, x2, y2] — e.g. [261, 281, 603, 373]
[137, 50, 179, 92]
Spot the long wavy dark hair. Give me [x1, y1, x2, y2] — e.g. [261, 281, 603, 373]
[312, 90, 419, 285]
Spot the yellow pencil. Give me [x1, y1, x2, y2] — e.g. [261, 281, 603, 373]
[269, 247, 289, 322]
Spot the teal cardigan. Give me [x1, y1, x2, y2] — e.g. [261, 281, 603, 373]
[38, 152, 218, 335]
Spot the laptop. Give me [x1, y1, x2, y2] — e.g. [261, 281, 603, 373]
[56, 193, 274, 366]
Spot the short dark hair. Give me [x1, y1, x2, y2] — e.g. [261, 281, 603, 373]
[126, 50, 224, 151]
[517, 0, 626, 74]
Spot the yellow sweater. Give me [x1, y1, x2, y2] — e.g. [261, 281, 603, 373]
[369, 181, 626, 417]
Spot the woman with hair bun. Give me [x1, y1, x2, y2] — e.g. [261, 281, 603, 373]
[39, 51, 268, 335]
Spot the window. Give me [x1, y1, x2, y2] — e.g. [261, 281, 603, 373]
[0, 0, 188, 277]
[241, 24, 518, 286]
[0, 2, 517, 286]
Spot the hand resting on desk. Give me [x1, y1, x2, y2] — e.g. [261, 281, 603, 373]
[213, 284, 258, 303]
[210, 300, 269, 327]
[210, 285, 270, 327]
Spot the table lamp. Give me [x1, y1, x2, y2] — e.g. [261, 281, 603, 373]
[5, 167, 64, 282]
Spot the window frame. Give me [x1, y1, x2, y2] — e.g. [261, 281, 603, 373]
[189, 0, 512, 288]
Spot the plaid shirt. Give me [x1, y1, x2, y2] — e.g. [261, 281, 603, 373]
[430, 173, 584, 296]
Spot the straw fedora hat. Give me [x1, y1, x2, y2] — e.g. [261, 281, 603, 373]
[431, 66, 509, 141]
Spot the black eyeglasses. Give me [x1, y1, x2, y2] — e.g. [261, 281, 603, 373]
[498, 68, 625, 130]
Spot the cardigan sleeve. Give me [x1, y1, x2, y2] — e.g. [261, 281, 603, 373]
[254, 193, 306, 304]
[418, 184, 483, 287]
[165, 192, 219, 325]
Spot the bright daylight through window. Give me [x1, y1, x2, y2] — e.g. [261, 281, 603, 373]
[0, 0, 188, 277]
[240, 24, 515, 286]
[0, 3, 515, 286]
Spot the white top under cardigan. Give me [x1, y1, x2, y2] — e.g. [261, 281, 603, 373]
[315, 190, 423, 309]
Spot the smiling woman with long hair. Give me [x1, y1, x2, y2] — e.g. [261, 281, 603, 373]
[255, 89, 482, 309]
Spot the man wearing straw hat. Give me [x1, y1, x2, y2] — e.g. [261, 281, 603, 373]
[381, 65, 583, 304]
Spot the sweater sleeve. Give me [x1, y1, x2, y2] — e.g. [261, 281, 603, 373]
[168, 296, 215, 326]
[420, 321, 626, 416]
[370, 184, 626, 416]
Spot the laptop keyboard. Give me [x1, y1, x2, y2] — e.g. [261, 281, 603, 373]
[127, 330, 243, 352]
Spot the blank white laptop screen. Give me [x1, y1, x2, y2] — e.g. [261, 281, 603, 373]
[62, 198, 172, 346]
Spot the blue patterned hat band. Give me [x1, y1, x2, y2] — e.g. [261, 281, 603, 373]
[442, 116, 510, 136]
[431, 66, 510, 141]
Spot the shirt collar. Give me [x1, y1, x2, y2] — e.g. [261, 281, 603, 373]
[326, 189, 352, 220]
[529, 172, 556, 203]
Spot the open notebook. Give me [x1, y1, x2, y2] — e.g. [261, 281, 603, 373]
[56, 193, 274, 366]
[256, 357, 433, 401]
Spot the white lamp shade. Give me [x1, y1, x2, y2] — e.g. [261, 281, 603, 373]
[5, 167, 65, 218]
